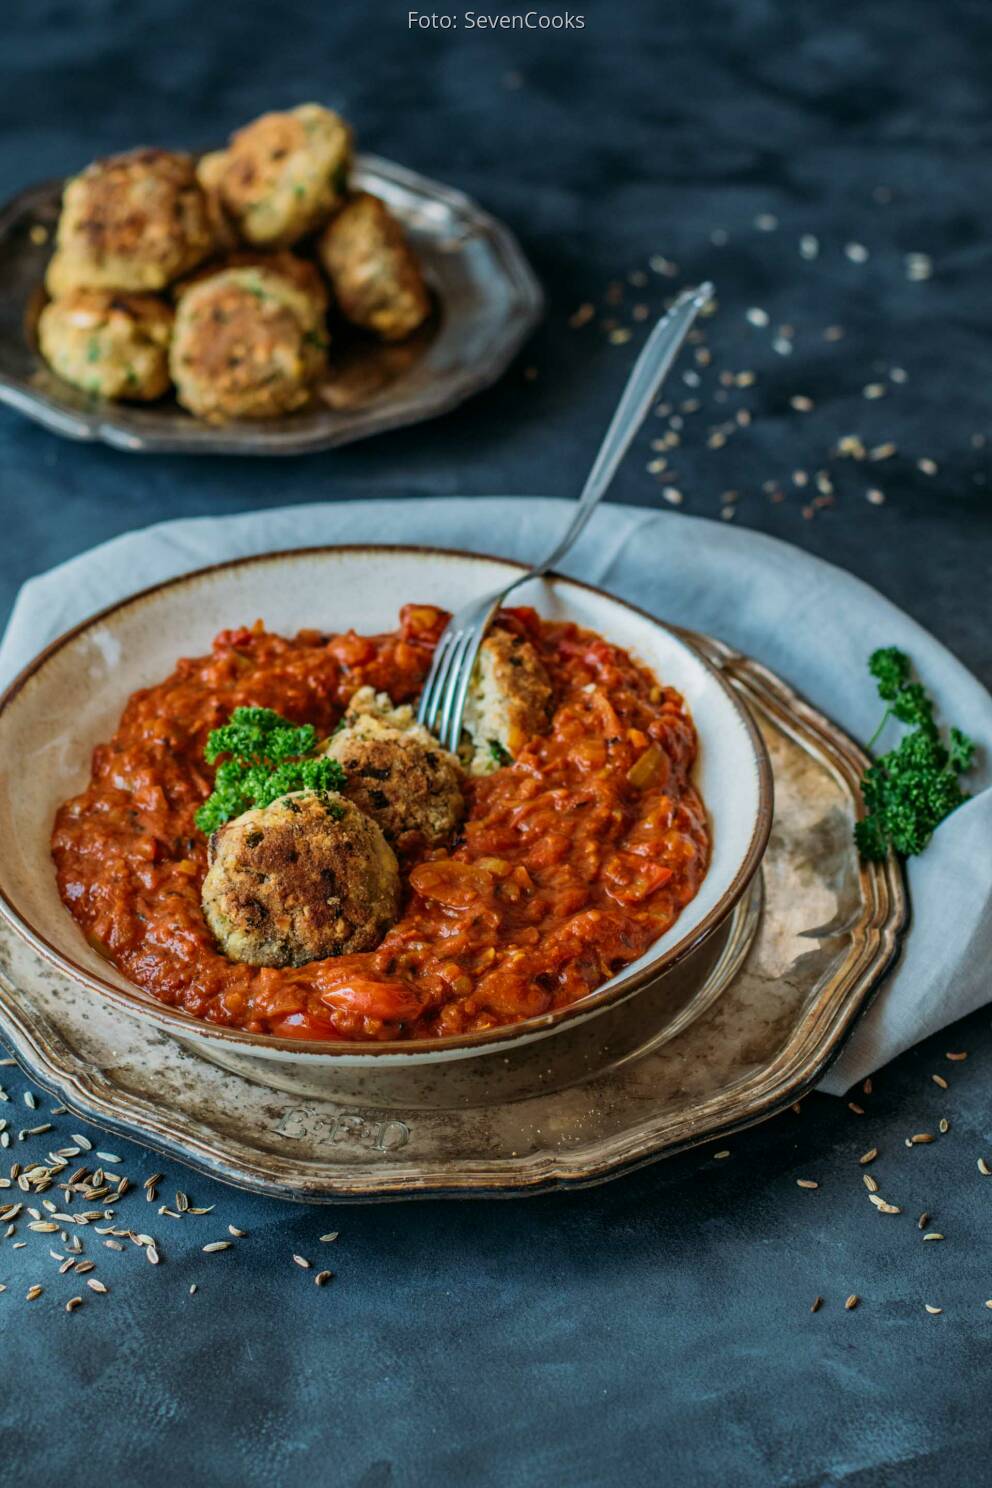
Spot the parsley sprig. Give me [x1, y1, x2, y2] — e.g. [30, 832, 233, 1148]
[194, 706, 345, 834]
[855, 648, 976, 861]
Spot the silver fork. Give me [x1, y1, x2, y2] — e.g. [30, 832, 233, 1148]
[418, 281, 715, 752]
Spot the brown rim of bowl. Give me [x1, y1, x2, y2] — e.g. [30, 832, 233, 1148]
[0, 542, 774, 1059]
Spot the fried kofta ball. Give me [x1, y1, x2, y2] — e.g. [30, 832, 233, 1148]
[317, 191, 431, 341]
[169, 264, 328, 421]
[38, 288, 173, 401]
[462, 628, 555, 774]
[46, 148, 214, 296]
[174, 249, 329, 318]
[201, 790, 400, 969]
[206, 104, 353, 248]
[327, 687, 465, 851]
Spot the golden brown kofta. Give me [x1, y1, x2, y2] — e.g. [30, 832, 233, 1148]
[201, 789, 400, 968]
[46, 148, 214, 295]
[205, 104, 353, 248]
[37, 288, 173, 401]
[327, 688, 465, 851]
[318, 191, 431, 341]
[169, 264, 328, 421]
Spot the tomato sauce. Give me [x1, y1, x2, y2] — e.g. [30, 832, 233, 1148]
[51, 604, 709, 1041]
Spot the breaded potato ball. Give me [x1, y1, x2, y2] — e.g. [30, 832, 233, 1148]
[208, 104, 353, 248]
[46, 148, 213, 295]
[37, 288, 173, 401]
[169, 264, 328, 421]
[202, 789, 400, 969]
[317, 191, 430, 341]
[327, 687, 465, 851]
[462, 628, 555, 774]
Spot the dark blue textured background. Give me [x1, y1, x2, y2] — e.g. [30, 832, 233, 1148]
[1, 1, 990, 1483]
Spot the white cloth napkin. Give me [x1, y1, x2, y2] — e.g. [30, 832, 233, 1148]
[2, 497, 989, 1095]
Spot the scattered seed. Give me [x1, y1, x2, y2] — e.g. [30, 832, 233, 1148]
[103, 1239, 124, 1251]
[754, 213, 778, 232]
[202, 1241, 232, 1254]
[863, 1174, 879, 1193]
[568, 303, 594, 329]
[945, 1052, 968, 1061]
[810, 1295, 823, 1312]
[320, 1232, 339, 1244]
[931, 1074, 948, 1089]
[797, 1179, 819, 1190]
[746, 307, 769, 328]
[845, 1295, 859, 1310]
[189, 1283, 198, 1295]
[790, 395, 814, 413]
[314, 1270, 333, 1287]
[905, 253, 933, 282]
[848, 1103, 865, 1115]
[923, 1233, 944, 1242]
[143, 1173, 163, 1191]
[978, 1159, 990, 1176]
[293, 1254, 311, 1269]
[917, 458, 938, 476]
[146, 1244, 160, 1265]
[799, 235, 819, 260]
[925, 1304, 942, 1314]
[859, 1148, 878, 1165]
[911, 1133, 934, 1145]
[939, 1119, 950, 1134]
[23, 1092, 37, 1110]
[918, 1213, 930, 1230]
[25, 1284, 42, 1301]
[86, 1279, 108, 1294]
[713, 1150, 730, 1160]
[65, 1296, 83, 1312]
[845, 242, 869, 263]
[863, 384, 886, 400]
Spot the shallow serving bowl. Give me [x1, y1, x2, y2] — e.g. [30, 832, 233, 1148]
[0, 155, 542, 455]
[0, 547, 772, 1078]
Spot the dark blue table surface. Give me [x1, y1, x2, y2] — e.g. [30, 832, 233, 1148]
[1, 2, 990, 1483]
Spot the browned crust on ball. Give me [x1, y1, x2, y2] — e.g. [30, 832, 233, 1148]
[318, 191, 430, 341]
[202, 790, 399, 968]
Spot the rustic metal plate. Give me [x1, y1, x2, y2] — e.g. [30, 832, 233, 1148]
[0, 155, 542, 455]
[0, 637, 906, 1201]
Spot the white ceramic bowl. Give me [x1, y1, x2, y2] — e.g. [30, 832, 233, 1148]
[0, 546, 772, 1070]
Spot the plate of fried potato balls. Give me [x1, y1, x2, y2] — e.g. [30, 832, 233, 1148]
[0, 105, 542, 453]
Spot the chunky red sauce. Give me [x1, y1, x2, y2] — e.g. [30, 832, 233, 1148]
[52, 604, 709, 1041]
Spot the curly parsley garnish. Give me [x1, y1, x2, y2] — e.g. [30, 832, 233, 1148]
[855, 648, 976, 861]
[194, 706, 345, 834]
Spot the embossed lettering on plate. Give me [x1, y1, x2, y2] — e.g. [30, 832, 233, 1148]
[275, 1107, 412, 1153]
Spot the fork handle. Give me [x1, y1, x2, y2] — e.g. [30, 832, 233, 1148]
[522, 281, 714, 584]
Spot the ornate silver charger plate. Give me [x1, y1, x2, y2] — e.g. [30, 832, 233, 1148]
[0, 155, 543, 454]
[0, 636, 906, 1203]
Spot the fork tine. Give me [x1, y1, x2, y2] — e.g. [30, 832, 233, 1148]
[417, 627, 457, 729]
[438, 627, 478, 751]
[441, 629, 487, 753]
[416, 627, 455, 726]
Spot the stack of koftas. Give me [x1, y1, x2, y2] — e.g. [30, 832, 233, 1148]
[37, 105, 432, 420]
